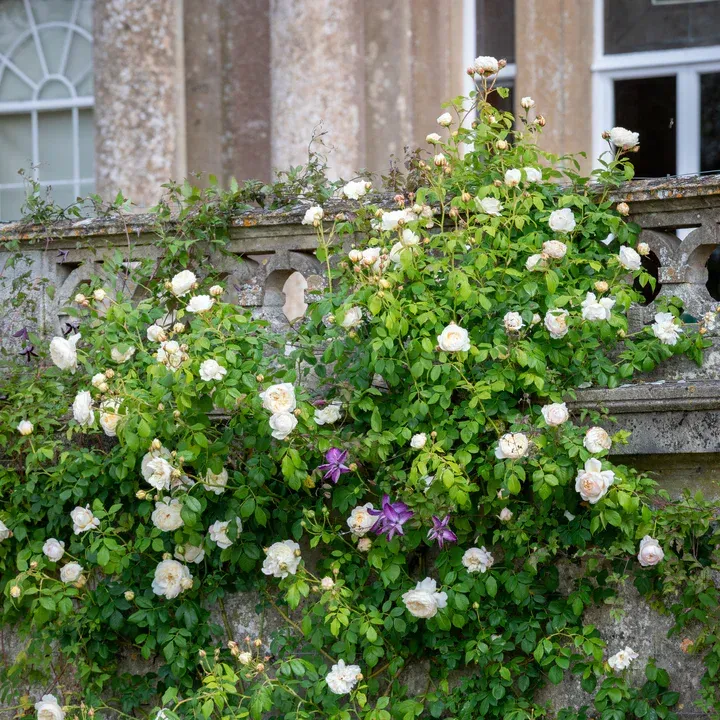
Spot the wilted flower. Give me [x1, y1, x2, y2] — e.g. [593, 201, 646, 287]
[617, 202, 630, 216]
[499, 508, 513, 522]
[340, 306, 363, 329]
[347, 503, 376, 537]
[542, 240, 567, 259]
[503, 312, 524, 333]
[545, 309, 569, 339]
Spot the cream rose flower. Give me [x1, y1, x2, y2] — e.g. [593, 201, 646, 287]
[581, 292, 615, 321]
[342, 180, 371, 200]
[526, 254, 547, 272]
[436, 112, 453, 127]
[0, 520, 9, 541]
[499, 508, 513, 522]
[170, 270, 197, 297]
[521, 96, 535, 109]
[42, 538, 65, 562]
[71, 505, 100, 534]
[91, 372, 109, 392]
[347, 503, 376, 537]
[401, 229, 420, 247]
[473, 55, 499, 74]
[584, 427, 612, 453]
[262, 539, 301, 578]
[548, 208, 576, 233]
[50, 333, 80, 372]
[637, 535, 664, 567]
[609, 127, 639, 150]
[542, 240, 567, 259]
[575, 458, 614, 503]
[618, 246, 642, 271]
[209, 517, 242, 549]
[608, 646, 639, 670]
[426, 132, 442, 144]
[111, 346, 135, 363]
[203, 467, 228, 495]
[314, 403, 342, 425]
[541, 402, 569, 427]
[437, 323, 470, 352]
[72, 390, 94, 427]
[269, 411, 297, 440]
[143, 455, 174, 491]
[495, 433, 529, 460]
[462, 546, 495, 573]
[326, 659, 362, 695]
[504, 169, 521, 187]
[17, 420, 33, 436]
[524, 167, 542, 183]
[175, 544, 205, 564]
[186, 295, 214, 313]
[259, 383, 296, 414]
[545, 309, 569, 339]
[157, 340, 185, 370]
[152, 559, 193, 599]
[402, 577, 448, 619]
[147, 323, 167, 342]
[302, 206, 324, 226]
[340, 306, 363, 329]
[652, 312, 682, 346]
[503, 311, 524, 333]
[60, 562, 83, 583]
[35, 694, 65, 720]
[381, 210, 410, 232]
[479, 197, 503, 216]
[152, 498, 184, 532]
[410, 432, 427, 449]
[99, 399, 121, 437]
[199, 358, 227, 381]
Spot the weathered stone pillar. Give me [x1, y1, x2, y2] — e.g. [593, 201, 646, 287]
[270, 0, 366, 180]
[515, 0, 593, 170]
[93, 0, 185, 208]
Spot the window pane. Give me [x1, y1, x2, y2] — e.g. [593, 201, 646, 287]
[701, 72, 720, 172]
[605, 0, 720, 54]
[614, 76, 676, 177]
[476, 0, 515, 64]
[0, 113, 32, 183]
[0, 187, 30, 221]
[79, 108, 94, 177]
[37, 110, 74, 182]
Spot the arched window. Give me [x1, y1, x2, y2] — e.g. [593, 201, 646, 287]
[0, 0, 94, 220]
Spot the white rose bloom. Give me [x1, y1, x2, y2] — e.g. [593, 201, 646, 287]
[503, 311, 524, 333]
[143, 455, 174, 491]
[262, 539, 302, 578]
[0, 520, 10, 541]
[381, 210, 410, 232]
[91, 373, 108, 391]
[426, 132, 442, 144]
[618, 246, 642, 271]
[401, 229, 420, 247]
[209, 284, 224, 297]
[71, 505, 100, 534]
[584, 427, 612, 453]
[389, 241, 407, 266]
[199, 358, 227, 382]
[342, 180, 370, 200]
[437, 322, 471, 352]
[608, 647, 639, 670]
[499, 508, 513, 522]
[542, 240, 567, 259]
[147, 324, 167, 342]
[521, 96, 535, 109]
[17, 420, 33, 436]
[348, 249, 363, 263]
[156, 340, 185, 370]
[473, 55, 499, 74]
[186, 295, 214, 313]
[42, 538, 65, 562]
[462, 546, 495, 573]
[479, 197, 503, 216]
[209, 517, 242, 549]
[581, 292, 615, 322]
[50, 333, 80, 373]
[541, 402, 569, 427]
[35, 694, 65, 720]
[548, 208, 576, 233]
[175, 544, 205, 564]
[575, 458, 614, 504]
[495, 432, 529, 459]
[652, 312, 682, 346]
[152, 498, 184, 532]
[436, 112, 453, 127]
[314, 403, 342, 425]
[545, 309, 569, 339]
[302, 206, 324, 226]
[637, 535, 664, 567]
[60, 562, 83, 583]
[602, 232, 616, 246]
[360, 247, 382, 272]
[433, 153, 447, 166]
[609, 127, 639, 150]
[402, 577, 448, 619]
[111, 346, 135, 363]
[72, 390, 95, 427]
[260, 383, 297, 414]
[152, 559, 193, 599]
[170, 270, 197, 297]
[99, 399, 121, 437]
[326, 659, 362, 695]
[410, 432, 427, 449]
[524, 167, 542, 183]
[269, 411, 298, 440]
[347, 503, 376, 537]
[341, 306, 363, 329]
[203, 467, 229, 495]
[504, 169, 522, 187]
[526, 254, 547, 272]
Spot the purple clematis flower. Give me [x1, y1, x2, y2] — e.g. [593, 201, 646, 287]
[427, 515, 457, 549]
[369, 495, 414, 541]
[317, 448, 350, 484]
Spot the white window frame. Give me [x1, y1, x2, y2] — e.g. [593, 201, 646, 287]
[592, 0, 720, 174]
[0, 0, 94, 217]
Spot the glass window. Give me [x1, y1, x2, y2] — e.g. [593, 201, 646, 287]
[0, 0, 94, 220]
[614, 76, 677, 177]
[605, 0, 720, 55]
[476, 0, 515, 64]
[701, 72, 720, 172]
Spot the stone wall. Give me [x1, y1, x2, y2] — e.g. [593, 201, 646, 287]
[2, 176, 720, 713]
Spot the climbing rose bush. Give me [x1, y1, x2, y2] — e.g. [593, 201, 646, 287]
[0, 61, 719, 720]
